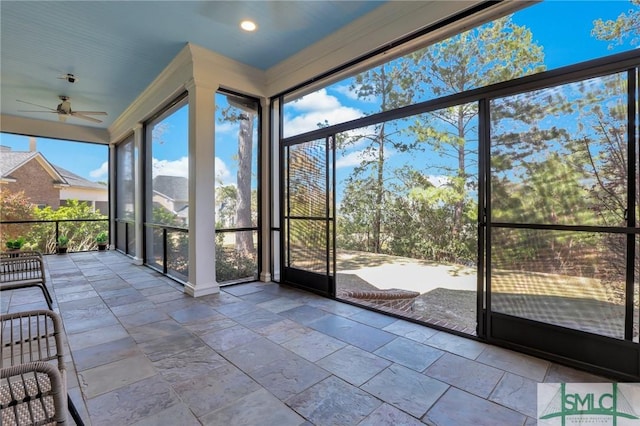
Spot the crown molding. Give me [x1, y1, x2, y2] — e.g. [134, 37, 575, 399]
[190, 43, 266, 97]
[109, 43, 267, 143]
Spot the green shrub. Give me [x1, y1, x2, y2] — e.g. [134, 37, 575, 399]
[5, 236, 25, 250]
[96, 231, 108, 244]
[58, 235, 69, 247]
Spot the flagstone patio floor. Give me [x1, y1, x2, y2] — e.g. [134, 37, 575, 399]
[0, 251, 612, 425]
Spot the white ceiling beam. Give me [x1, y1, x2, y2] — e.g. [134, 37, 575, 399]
[0, 114, 109, 144]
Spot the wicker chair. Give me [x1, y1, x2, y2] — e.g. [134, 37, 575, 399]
[0, 252, 53, 309]
[0, 251, 45, 260]
[1, 361, 67, 425]
[0, 310, 83, 425]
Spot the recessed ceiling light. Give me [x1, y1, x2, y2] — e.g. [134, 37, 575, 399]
[240, 20, 257, 32]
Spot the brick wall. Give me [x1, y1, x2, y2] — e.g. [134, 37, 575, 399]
[5, 159, 60, 208]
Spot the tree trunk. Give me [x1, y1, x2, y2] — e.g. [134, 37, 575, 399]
[453, 105, 466, 237]
[235, 113, 255, 256]
[373, 123, 385, 254]
[372, 66, 388, 254]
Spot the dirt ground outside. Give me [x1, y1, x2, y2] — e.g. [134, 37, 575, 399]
[335, 250, 635, 340]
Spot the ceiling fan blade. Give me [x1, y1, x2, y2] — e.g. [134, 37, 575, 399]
[17, 109, 58, 113]
[72, 111, 107, 115]
[71, 112, 103, 123]
[16, 99, 56, 111]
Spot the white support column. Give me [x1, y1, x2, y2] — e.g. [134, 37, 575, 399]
[270, 97, 281, 282]
[259, 97, 271, 283]
[133, 124, 144, 265]
[108, 144, 117, 248]
[184, 79, 219, 297]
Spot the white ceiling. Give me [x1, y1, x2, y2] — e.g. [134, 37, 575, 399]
[0, 1, 388, 130]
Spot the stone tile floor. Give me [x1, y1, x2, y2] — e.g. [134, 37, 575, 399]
[0, 251, 612, 425]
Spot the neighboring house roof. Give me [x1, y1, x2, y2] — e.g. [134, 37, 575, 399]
[0, 151, 36, 176]
[153, 175, 188, 201]
[175, 205, 188, 218]
[0, 150, 67, 185]
[54, 165, 107, 190]
[0, 149, 106, 190]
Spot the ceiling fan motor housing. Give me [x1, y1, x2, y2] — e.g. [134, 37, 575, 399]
[57, 96, 72, 114]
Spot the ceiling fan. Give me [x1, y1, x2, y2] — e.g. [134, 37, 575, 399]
[17, 96, 107, 123]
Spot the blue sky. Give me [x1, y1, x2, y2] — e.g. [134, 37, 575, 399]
[0, 1, 636, 185]
[280, 1, 637, 200]
[284, 1, 635, 136]
[513, 0, 633, 69]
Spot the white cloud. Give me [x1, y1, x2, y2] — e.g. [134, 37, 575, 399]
[288, 89, 342, 112]
[284, 89, 363, 137]
[336, 148, 383, 169]
[89, 161, 108, 179]
[215, 157, 232, 185]
[336, 150, 369, 169]
[215, 121, 235, 134]
[427, 175, 449, 188]
[151, 156, 232, 184]
[332, 84, 378, 103]
[152, 156, 189, 178]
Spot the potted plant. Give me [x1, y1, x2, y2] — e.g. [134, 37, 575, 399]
[57, 235, 69, 254]
[5, 237, 25, 254]
[96, 231, 108, 251]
